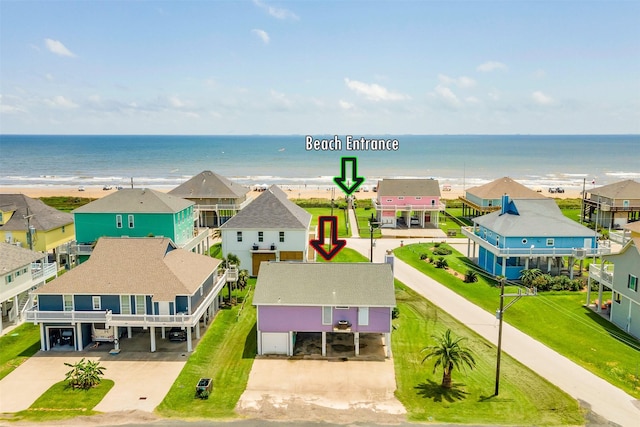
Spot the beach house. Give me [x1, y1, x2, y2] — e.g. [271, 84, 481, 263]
[1, 243, 58, 335]
[458, 176, 547, 218]
[168, 170, 251, 228]
[72, 188, 210, 260]
[373, 178, 445, 228]
[25, 237, 226, 352]
[0, 194, 75, 267]
[220, 185, 312, 276]
[587, 236, 640, 339]
[253, 262, 396, 358]
[583, 179, 640, 229]
[461, 195, 599, 280]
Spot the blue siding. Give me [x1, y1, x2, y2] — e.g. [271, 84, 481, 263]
[190, 289, 203, 313]
[81, 323, 92, 348]
[153, 302, 159, 315]
[74, 295, 93, 311]
[146, 296, 153, 315]
[169, 302, 175, 315]
[100, 295, 120, 312]
[39, 295, 63, 311]
[176, 296, 189, 313]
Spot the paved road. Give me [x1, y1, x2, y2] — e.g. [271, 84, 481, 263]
[345, 236, 640, 427]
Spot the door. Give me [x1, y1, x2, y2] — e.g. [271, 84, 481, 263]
[261, 332, 289, 355]
[280, 251, 303, 261]
[252, 253, 276, 276]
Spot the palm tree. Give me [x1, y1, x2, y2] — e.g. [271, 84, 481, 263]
[519, 268, 542, 286]
[464, 269, 478, 283]
[421, 329, 476, 389]
[435, 257, 448, 269]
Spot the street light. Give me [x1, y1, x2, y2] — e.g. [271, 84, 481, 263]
[369, 213, 380, 262]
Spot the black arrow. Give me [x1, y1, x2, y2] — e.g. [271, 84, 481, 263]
[310, 216, 346, 261]
[333, 157, 364, 196]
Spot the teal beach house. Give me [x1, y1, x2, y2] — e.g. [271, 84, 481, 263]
[73, 188, 210, 260]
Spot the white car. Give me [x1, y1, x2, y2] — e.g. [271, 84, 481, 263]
[78, 186, 85, 191]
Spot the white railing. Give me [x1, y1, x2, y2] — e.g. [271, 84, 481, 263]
[609, 230, 631, 246]
[461, 227, 610, 257]
[76, 244, 94, 255]
[26, 309, 110, 323]
[181, 228, 210, 252]
[31, 262, 57, 282]
[195, 197, 253, 211]
[589, 264, 614, 285]
[372, 199, 446, 211]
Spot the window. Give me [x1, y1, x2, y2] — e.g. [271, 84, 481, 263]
[120, 295, 131, 314]
[431, 199, 435, 206]
[62, 225, 65, 233]
[546, 238, 554, 246]
[92, 296, 101, 310]
[398, 196, 404, 200]
[116, 215, 122, 228]
[5, 274, 13, 284]
[63, 295, 73, 311]
[415, 196, 422, 200]
[614, 292, 622, 304]
[358, 307, 369, 326]
[322, 306, 332, 325]
[522, 238, 528, 245]
[258, 231, 264, 242]
[386, 199, 393, 203]
[629, 275, 638, 292]
[237, 231, 242, 242]
[135, 295, 146, 314]
[16, 269, 21, 277]
[128, 214, 134, 228]
[335, 306, 349, 310]
[279, 231, 285, 242]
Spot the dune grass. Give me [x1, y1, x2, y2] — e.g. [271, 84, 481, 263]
[395, 242, 640, 398]
[0, 323, 41, 381]
[10, 379, 114, 422]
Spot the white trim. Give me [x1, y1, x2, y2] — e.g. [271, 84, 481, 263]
[92, 296, 101, 310]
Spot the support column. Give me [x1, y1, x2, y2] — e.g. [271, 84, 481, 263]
[597, 283, 604, 313]
[525, 258, 529, 270]
[150, 326, 156, 352]
[195, 321, 201, 339]
[0, 302, 3, 335]
[385, 332, 391, 358]
[501, 257, 506, 277]
[186, 327, 193, 352]
[40, 323, 47, 351]
[354, 332, 360, 357]
[127, 326, 132, 338]
[321, 331, 327, 357]
[257, 329, 262, 355]
[161, 327, 166, 339]
[586, 277, 592, 306]
[76, 323, 83, 351]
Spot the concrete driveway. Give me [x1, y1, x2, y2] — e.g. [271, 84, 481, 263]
[237, 358, 405, 417]
[0, 350, 186, 413]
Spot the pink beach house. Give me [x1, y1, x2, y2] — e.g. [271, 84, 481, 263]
[373, 178, 445, 228]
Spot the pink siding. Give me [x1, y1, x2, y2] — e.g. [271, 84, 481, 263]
[378, 195, 440, 208]
[258, 305, 391, 333]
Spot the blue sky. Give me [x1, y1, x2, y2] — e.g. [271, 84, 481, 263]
[1, 0, 639, 134]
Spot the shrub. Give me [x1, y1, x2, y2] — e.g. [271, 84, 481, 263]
[464, 270, 478, 283]
[64, 358, 106, 390]
[420, 253, 428, 260]
[432, 246, 452, 256]
[429, 256, 435, 264]
[435, 257, 448, 269]
[433, 242, 441, 248]
[392, 307, 400, 319]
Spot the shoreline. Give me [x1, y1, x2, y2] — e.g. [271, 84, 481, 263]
[0, 184, 583, 201]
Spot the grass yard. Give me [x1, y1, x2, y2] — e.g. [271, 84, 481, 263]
[39, 196, 94, 212]
[0, 323, 41, 381]
[354, 207, 382, 238]
[10, 379, 114, 422]
[317, 247, 369, 263]
[306, 207, 351, 238]
[393, 281, 583, 425]
[395, 243, 640, 398]
[156, 284, 257, 419]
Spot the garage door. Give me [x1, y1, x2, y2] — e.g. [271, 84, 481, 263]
[252, 253, 276, 276]
[261, 332, 289, 355]
[280, 251, 303, 261]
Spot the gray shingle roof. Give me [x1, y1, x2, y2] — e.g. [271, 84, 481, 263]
[0, 242, 46, 273]
[73, 188, 193, 214]
[253, 262, 396, 307]
[624, 222, 640, 233]
[589, 180, 640, 200]
[377, 179, 441, 197]
[168, 170, 249, 199]
[34, 237, 221, 301]
[220, 185, 311, 230]
[0, 194, 73, 232]
[474, 198, 594, 237]
[465, 177, 547, 200]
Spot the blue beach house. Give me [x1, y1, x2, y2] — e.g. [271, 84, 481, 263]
[461, 195, 598, 280]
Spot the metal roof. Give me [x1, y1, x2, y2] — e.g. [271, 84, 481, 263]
[73, 188, 193, 214]
[253, 262, 396, 307]
[34, 237, 221, 301]
[220, 185, 311, 230]
[0, 194, 73, 232]
[168, 170, 249, 199]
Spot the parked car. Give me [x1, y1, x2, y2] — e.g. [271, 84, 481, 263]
[103, 185, 112, 190]
[169, 327, 187, 342]
[78, 185, 85, 191]
[61, 329, 74, 346]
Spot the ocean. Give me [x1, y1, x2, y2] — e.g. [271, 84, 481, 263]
[0, 134, 638, 192]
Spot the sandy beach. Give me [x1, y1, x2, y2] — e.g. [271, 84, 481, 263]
[0, 184, 582, 201]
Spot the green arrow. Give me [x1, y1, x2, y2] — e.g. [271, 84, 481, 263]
[333, 157, 364, 196]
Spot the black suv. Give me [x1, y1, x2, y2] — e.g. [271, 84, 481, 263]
[169, 327, 187, 341]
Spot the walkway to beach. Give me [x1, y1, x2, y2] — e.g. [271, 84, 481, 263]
[345, 236, 640, 427]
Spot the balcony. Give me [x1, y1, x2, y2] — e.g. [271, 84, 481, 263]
[195, 197, 253, 212]
[589, 264, 614, 286]
[31, 262, 57, 282]
[372, 199, 446, 212]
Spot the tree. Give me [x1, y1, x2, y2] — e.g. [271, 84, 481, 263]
[435, 257, 448, 269]
[519, 268, 542, 286]
[464, 269, 478, 283]
[237, 269, 249, 290]
[64, 358, 106, 389]
[223, 253, 241, 301]
[421, 329, 476, 389]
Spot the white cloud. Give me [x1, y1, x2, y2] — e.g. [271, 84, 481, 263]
[253, 0, 299, 20]
[169, 96, 185, 108]
[0, 95, 26, 114]
[339, 100, 354, 110]
[44, 38, 76, 57]
[251, 29, 270, 44]
[477, 61, 506, 72]
[44, 95, 78, 108]
[532, 90, 554, 105]
[45, 73, 54, 81]
[488, 91, 500, 101]
[434, 85, 462, 107]
[344, 78, 408, 101]
[438, 74, 476, 88]
[465, 96, 481, 105]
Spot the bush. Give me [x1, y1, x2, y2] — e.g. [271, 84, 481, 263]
[392, 307, 400, 319]
[464, 270, 478, 283]
[433, 242, 441, 248]
[64, 358, 106, 390]
[435, 257, 448, 269]
[432, 246, 452, 256]
[428, 256, 435, 264]
[420, 253, 428, 260]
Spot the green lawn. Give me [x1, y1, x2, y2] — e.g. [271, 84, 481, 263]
[39, 196, 94, 212]
[0, 323, 41, 381]
[393, 281, 583, 425]
[354, 207, 382, 238]
[395, 243, 640, 398]
[156, 284, 257, 419]
[10, 379, 114, 422]
[306, 207, 351, 238]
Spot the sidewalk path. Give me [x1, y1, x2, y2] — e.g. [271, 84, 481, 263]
[346, 237, 640, 427]
[347, 207, 360, 238]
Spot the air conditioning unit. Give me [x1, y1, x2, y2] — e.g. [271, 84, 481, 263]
[5, 237, 12, 244]
[573, 248, 586, 259]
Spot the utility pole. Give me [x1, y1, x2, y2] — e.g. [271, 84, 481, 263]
[369, 213, 379, 262]
[23, 207, 35, 250]
[494, 277, 536, 395]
